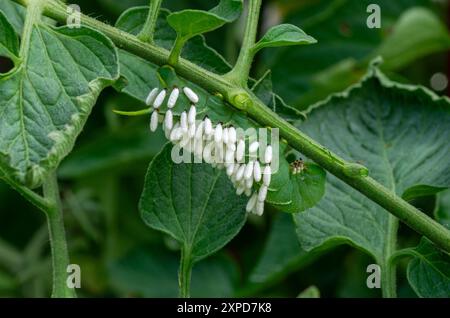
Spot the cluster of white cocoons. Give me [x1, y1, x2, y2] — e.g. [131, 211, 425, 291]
[146, 86, 273, 216]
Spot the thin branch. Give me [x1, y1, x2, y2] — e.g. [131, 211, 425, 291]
[137, 0, 163, 44]
[224, 0, 262, 86]
[42, 171, 77, 298]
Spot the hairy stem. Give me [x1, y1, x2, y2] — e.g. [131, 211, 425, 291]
[13, 0, 450, 253]
[381, 215, 398, 298]
[137, 0, 162, 44]
[168, 36, 186, 67]
[224, 0, 262, 86]
[179, 247, 193, 298]
[42, 172, 76, 298]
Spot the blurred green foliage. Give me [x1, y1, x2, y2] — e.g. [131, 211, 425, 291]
[0, 0, 449, 298]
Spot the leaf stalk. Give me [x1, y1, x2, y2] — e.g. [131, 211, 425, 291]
[224, 0, 262, 86]
[42, 172, 76, 298]
[137, 0, 163, 44]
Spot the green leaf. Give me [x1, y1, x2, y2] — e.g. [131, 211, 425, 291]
[108, 248, 239, 297]
[375, 7, 450, 71]
[253, 24, 316, 53]
[267, 156, 326, 214]
[294, 68, 450, 264]
[167, 0, 242, 41]
[115, 7, 230, 74]
[0, 11, 119, 187]
[298, 285, 320, 298]
[407, 239, 450, 298]
[139, 144, 247, 263]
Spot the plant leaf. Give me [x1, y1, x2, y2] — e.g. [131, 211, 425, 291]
[253, 24, 316, 53]
[139, 143, 247, 263]
[267, 155, 326, 214]
[294, 67, 450, 263]
[407, 239, 450, 298]
[115, 7, 230, 75]
[0, 11, 119, 187]
[167, 0, 242, 41]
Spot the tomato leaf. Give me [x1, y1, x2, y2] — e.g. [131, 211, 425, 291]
[115, 7, 230, 75]
[253, 24, 316, 53]
[407, 239, 450, 298]
[0, 11, 119, 187]
[267, 154, 326, 214]
[294, 67, 450, 267]
[139, 144, 247, 263]
[167, 0, 242, 41]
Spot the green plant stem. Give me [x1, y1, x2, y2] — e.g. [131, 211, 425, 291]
[381, 214, 398, 298]
[137, 0, 162, 44]
[224, 0, 261, 86]
[14, 0, 450, 254]
[42, 172, 76, 298]
[179, 247, 193, 298]
[168, 36, 186, 67]
[389, 248, 416, 265]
